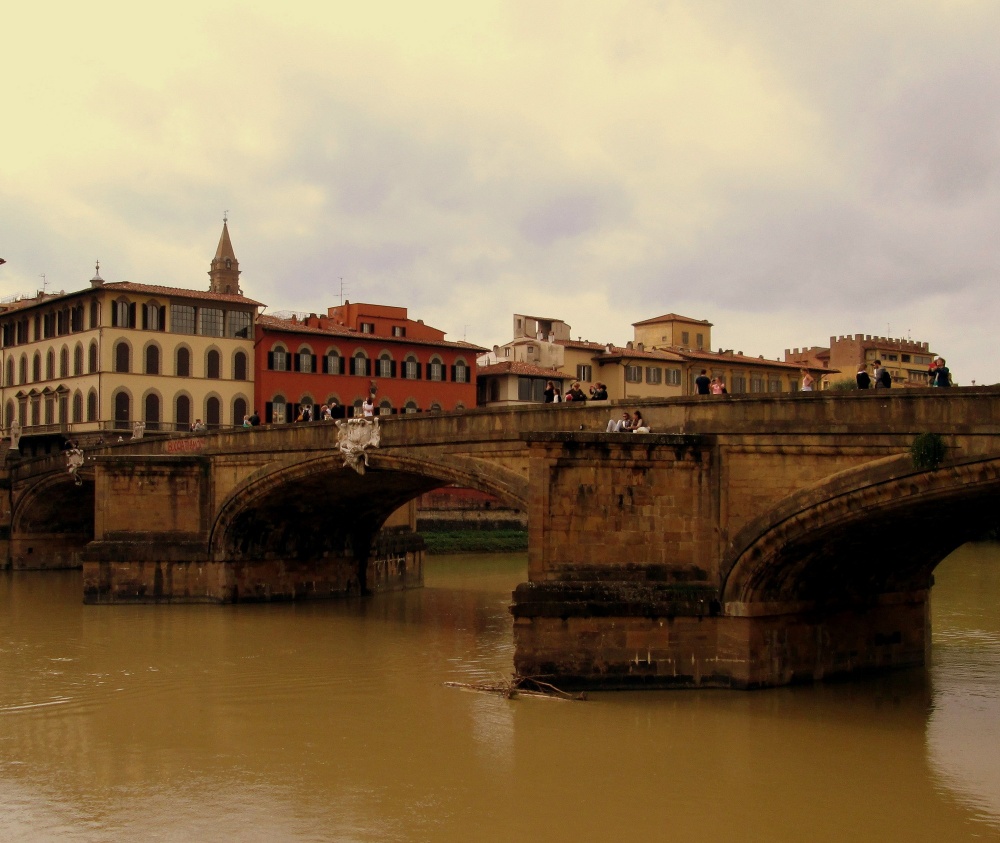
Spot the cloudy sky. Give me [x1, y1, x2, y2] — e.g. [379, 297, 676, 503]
[3, 1, 998, 383]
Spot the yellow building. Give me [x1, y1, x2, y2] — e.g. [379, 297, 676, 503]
[477, 312, 825, 404]
[0, 222, 261, 450]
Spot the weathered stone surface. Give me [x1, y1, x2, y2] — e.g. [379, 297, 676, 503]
[4, 388, 1000, 688]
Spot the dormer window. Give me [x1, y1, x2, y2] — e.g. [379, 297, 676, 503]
[361, 322, 375, 334]
[392, 326, 405, 337]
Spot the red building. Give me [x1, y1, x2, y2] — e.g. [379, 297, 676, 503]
[255, 302, 483, 422]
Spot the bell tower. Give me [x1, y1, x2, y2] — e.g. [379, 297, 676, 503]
[208, 215, 242, 295]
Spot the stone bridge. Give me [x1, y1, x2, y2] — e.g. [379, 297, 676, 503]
[4, 387, 1000, 690]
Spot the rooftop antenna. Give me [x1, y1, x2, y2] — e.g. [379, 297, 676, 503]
[39, 273, 47, 294]
[223, 210, 229, 223]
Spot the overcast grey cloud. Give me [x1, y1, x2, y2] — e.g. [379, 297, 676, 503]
[2, 0, 998, 382]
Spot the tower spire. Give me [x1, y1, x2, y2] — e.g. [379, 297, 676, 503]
[208, 216, 242, 295]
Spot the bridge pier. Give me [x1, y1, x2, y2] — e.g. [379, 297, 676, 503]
[513, 588, 929, 689]
[82, 532, 424, 603]
[511, 433, 935, 688]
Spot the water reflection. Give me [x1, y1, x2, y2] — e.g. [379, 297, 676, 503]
[0, 547, 998, 841]
[927, 542, 1000, 830]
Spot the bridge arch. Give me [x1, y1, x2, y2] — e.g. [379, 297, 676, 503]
[721, 453, 1000, 612]
[9, 466, 95, 569]
[209, 449, 528, 563]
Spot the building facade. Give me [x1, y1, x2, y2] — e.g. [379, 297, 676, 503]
[785, 334, 937, 388]
[255, 303, 482, 422]
[477, 312, 825, 404]
[0, 222, 260, 448]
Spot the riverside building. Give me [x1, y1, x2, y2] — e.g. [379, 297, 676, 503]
[255, 302, 482, 422]
[785, 334, 938, 388]
[477, 312, 824, 404]
[0, 222, 260, 452]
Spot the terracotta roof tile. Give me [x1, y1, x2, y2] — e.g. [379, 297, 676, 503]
[477, 361, 570, 378]
[258, 313, 486, 352]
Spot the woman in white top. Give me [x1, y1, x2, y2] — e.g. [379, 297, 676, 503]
[800, 369, 815, 392]
[362, 398, 375, 418]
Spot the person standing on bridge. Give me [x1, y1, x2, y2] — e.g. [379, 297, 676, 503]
[544, 380, 556, 403]
[856, 364, 871, 389]
[873, 360, 891, 389]
[931, 358, 952, 387]
[695, 370, 711, 395]
[249, 410, 260, 426]
[800, 369, 815, 392]
[362, 397, 375, 418]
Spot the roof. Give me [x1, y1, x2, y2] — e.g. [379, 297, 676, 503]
[679, 348, 834, 372]
[102, 282, 262, 306]
[258, 313, 486, 352]
[592, 344, 689, 362]
[632, 313, 713, 327]
[214, 221, 237, 262]
[477, 361, 571, 378]
[0, 280, 263, 314]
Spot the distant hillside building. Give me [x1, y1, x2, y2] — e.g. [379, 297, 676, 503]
[785, 334, 937, 388]
[255, 302, 483, 422]
[0, 222, 260, 451]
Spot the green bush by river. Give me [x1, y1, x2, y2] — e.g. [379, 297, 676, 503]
[420, 529, 528, 554]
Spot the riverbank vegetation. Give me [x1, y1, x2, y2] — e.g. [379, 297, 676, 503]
[420, 528, 528, 555]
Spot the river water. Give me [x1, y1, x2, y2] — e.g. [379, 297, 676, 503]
[1, 544, 999, 842]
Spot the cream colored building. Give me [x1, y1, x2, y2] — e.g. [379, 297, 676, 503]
[477, 312, 827, 404]
[0, 223, 261, 447]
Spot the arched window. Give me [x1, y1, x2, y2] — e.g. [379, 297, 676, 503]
[269, 395, 287, 424]
[144, 393, 161, 431]
[72, 391, 83, 423]
[5, 400, 14, 429]
[19, 354, 27, 384]
[88, 341, 98, 373]
[207, 349, 221, 379]
[45, 350, 55, 380]
[233, 396, 248, 425]
[176, 347, 191, 377]
[4, 358, 12, 387]
[233, 351, 248, 380]
[30, 394, 40, 426]
[268, 345, 289, 371]
[89, 300, 99, 329]
[74, 344, 84, 376]
[378, 399, 393, 416]
[402, 355, 420, 380]
[59, 347, 69, 378]
[376, 353, 394, 378]
[32, 352, 41, 382]
[87, 390, 98, 422]
[206, 396, 221, 428]
[44, 393, 55, 425]
[145, 345, 160, 375]
[175, 394, 191, 431]
[453, 359, 470, 383]
[114, 341, 130, 373]
[113, 299, 134, 328]
[143, 303, 164, 331]
[352, 351, 370, 376]
[404, 400, 418, 414]
[114, 391, 130, 429]
[427, 355, 445, 382]
[324, 349, 343, 375]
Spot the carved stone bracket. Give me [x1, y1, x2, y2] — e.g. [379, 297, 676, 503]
[334, 417, 381, 475]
